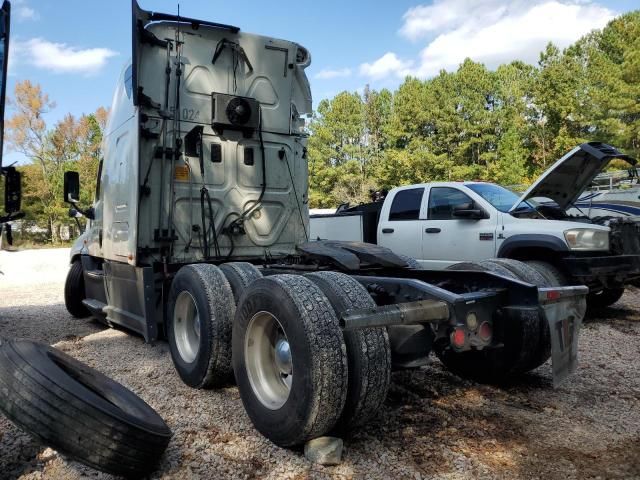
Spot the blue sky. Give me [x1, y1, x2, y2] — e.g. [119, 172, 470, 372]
[4, 0, 639, 165]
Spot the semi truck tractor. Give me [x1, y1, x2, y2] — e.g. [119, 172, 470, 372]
[311, 143, 640, 311]
[63, 1, 588, 447]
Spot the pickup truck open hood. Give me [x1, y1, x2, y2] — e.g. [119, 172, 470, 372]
[510, 142, 636, 212]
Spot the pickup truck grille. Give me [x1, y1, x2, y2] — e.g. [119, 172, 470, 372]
[609, 218, 640, 255]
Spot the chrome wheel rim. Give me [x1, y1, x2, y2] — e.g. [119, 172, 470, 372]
[245, 311, 292, 410]
[173, 291, 201, 363]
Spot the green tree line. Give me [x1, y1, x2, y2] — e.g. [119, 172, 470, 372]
[3, 11, 638, 242]
[308, 11, 640, 207]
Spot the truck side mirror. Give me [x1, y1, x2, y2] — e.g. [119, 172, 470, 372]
[63, 171, 80, 203]
[4, 167, 21, 214]
[452, 203, 488, 220]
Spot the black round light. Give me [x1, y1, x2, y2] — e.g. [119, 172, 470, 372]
[226, 97, 252, 125]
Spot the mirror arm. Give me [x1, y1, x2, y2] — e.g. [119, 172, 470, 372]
[68, 199, 95, 220]
[0, 211, 25, 223]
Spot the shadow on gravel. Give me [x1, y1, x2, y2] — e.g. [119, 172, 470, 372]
[0, 421, 46, 479]
[357, 364, 533, 477]
[0, 303, 105, 344]
[360, 348, 640, 480]
[585, 305, 636, 322]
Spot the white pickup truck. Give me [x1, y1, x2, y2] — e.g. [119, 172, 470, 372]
[311, 143, 640, 308]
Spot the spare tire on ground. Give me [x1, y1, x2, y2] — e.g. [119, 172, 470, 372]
[0, 339, 171, 477]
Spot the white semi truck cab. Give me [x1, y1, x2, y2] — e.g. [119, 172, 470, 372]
[61, 0, 589, 449]
[311, 143, 640, 309]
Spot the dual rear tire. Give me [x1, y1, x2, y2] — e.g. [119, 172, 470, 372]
[167, 264, 391, 446]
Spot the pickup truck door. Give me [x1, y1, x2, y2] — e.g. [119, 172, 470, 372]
[420, 186, 497, 269]
[377, 187, 425, 260]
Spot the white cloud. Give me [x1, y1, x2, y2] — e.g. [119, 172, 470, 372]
[398, 0, 616, 78]
[12, 38, 118, 75]
[16, 6, 37, 21]
[359, 52, 413, 80]
[13, 0, 39, 21]
[315, 67, 352, 80]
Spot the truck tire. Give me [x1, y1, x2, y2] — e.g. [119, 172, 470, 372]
[64, 259, 90, 318]
[525, 260, 567, 287]
[220, 262, 262, 304]
[397, 254, 422, 269]
[438, 259, 551, 383]
[167, 264, 234, 389]
[587, 287, 625, 309]
[0, 340, 171, 477]
[482, 258, 549, 286]
[306, 271, 391, 431]
[232, 275, 348, 447]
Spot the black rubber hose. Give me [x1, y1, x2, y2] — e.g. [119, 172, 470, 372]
[205, 188, 221, 258]
[200, 187, 209, 258]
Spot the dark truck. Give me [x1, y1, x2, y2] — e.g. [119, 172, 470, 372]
[0, 0, 22, 240]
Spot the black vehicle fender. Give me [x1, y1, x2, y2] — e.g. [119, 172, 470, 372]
[497, 234, 568, 258]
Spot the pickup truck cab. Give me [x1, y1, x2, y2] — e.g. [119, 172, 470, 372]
[311, 143, 640, 308]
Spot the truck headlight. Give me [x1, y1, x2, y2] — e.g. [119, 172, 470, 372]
[564, 228, 609, 251]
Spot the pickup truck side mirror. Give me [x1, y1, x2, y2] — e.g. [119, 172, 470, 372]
[452, 203, 488, 220]
[63, 171, 80, 203]
[3, 167, 21, 214]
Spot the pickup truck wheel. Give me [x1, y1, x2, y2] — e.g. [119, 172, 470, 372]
[306, 271, 391, 431]
[397, 254, 422, 269]
[0, 340, 171, 477]
[524, 260, 567, 287]
[64, 259, 90, 318]
[167, 264, 234, 388]
[232, 275, 348, 447]
[483, 258, 549, 286]
[587, 287, 625, 309]
[438, 259, 551, 383]
[220, 262, 262, 304]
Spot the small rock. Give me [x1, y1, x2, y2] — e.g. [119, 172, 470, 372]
[304, 436, 343, 466]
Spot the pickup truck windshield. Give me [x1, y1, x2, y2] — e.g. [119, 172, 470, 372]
[466, 183, 521, 212]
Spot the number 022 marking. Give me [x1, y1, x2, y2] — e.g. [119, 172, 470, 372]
[182, 108, 200, 121]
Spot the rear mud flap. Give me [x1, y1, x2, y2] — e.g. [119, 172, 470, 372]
[539, 286, 588, 387]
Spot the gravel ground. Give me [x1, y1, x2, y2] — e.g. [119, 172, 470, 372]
[0, 248, 639, 479]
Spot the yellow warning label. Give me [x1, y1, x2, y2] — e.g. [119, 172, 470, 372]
[175, 165, 189, 182]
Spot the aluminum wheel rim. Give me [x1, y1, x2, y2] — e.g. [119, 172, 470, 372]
[173, 291, 201, 363]
[245, 311, 292, 410]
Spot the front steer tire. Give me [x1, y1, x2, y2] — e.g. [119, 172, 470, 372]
[167, 264, 235, 389]
[232, 275, 348, 447]
[64, 259, 90, 318]
[306, 271, 392, 431]
[0, 340, 171, 477]
[438, 259, 552, 383]
[587, 287, 625, 309]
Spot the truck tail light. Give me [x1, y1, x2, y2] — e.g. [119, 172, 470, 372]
[547, 290, 561, 301]
[451, 328, 466, 349]
[478, 322, 492, 342]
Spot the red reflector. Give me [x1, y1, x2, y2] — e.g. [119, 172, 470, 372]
[451, 328, 466, 348]
[478, 322, 492, 341]
[546, 290, 561, 300]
